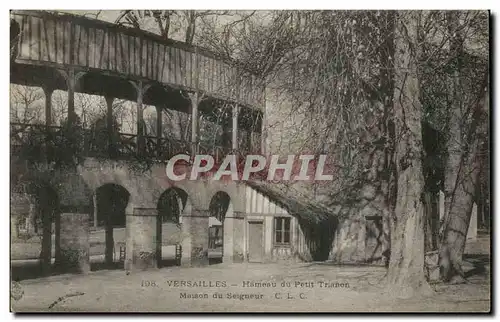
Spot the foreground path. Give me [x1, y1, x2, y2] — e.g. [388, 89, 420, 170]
[11, 262, 490, 312]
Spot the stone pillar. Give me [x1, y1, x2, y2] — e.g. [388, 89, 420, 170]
[181, 208, 209, 267]
[125, 208, 159, 271]
[467, 203, 478, 240]
[232, 212, 245, 263]
[59, 213, 90, 274]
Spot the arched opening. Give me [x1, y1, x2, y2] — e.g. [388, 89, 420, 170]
[157, 187, 189, 267]
[208, 191, 232, 264]
[93, 184, 130, 270]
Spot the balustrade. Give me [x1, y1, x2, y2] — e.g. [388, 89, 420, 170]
[10, 123, 239, 163]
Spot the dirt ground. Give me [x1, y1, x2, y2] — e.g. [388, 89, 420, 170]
[11, 259, 490, 313]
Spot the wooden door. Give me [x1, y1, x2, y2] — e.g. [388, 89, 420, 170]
[248, 221, 264, 262]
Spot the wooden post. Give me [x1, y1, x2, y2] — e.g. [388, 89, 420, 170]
[42, 85, 53, 126]
[105, 96, 114, 155]
[129, 81, 151, 156]
[219, 106, 232, 154]
[190, 92, 199, 155]
[67, 69, 76, 124]
[57, 69, 85, 125]
[42, 85, 54, 162]
[232, 104, 239, 152]
[137, 83, 144, 155]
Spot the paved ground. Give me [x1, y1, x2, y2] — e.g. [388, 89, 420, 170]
[11, 261, 490, 313]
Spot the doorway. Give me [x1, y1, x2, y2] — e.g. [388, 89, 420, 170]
[248, 221, 264, 262]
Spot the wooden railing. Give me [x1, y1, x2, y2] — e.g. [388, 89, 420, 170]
[10, 123, 240, 163]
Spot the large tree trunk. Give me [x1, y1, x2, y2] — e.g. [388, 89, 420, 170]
[442, 11, 464, 241]
[439, 11, 489, 283]
[439, 82, 489, 283]
[439, 163, 479, 283]
[386, 11, 431, 298]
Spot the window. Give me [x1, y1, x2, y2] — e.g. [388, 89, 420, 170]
[274, 217, 291, 245]
[17, 216, 27, 232]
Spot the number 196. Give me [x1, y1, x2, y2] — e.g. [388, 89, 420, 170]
[141, 280, 157, 287]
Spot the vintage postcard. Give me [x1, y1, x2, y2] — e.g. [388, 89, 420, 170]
[9, 9, 490, 312]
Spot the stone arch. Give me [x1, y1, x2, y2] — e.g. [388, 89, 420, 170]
[208, 191, 233, 264]
[209, 191, 232, 224]
[148, 166, 211, 210]
[157, 187, 190, 224]
[93, 183, 131, 269]
[156, 187, 192, 267]
[76, 158, 152, 212]
[94, 183, 130, 227]
[189, 180, 244, 213]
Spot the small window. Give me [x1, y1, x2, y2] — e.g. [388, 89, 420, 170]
[274, 217, 291, 245]
[17, 216, 27, 232]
